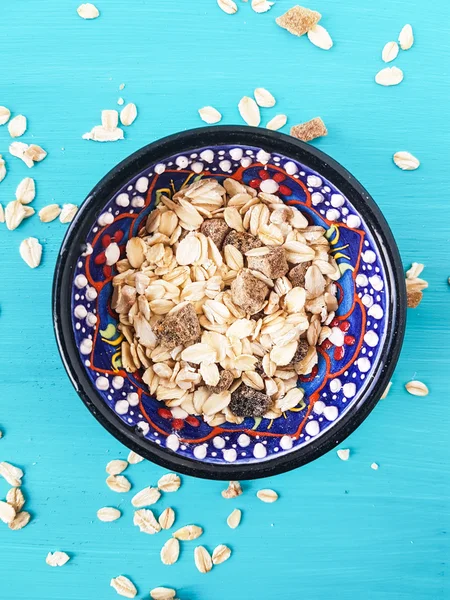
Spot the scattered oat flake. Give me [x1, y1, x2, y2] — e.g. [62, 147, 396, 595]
[106, 459, 128, 475]
[375, 66, 403, 86]
[0, 155, 6, 182]
[337, 448, 350, 461]
[16, 177, 36, 204]
[110, 575, 137, 598]
[8, 510, 31, 531]
[194, 546, 213, 573]
[0, 107, 11, 126]
[381, 381, 392, 399]
[8, 115, 27, 138]
[405, 380, 429, 396]
[102, 110, 119, 131]
[393, 151, 420, 170]
[119, 83, 125, 90]
[256, 489, 278, 503]
[97, 507, 121, 522]
[161, 537, 180, 565]
[158, 473, 181, 492]
[399, 24, 414, 50]
[9, 142, 33, 167]
[276, 5, 321, 37]
[6, 488, 25, 512]
[227, 508, 242, 528]
[106, 474, 131, 493]
[132, 486, 161, 507]
[133, 508, 161, 534]
[127, 450, 144, 464]
[0, 462, 23, 487]
[39, 204, 61, 223]
[159, 507, 175, 530]
[77, 3, 100, 19]
[291, 117, 327, 142]
[46, 551, 70, 567]
[83, 125, 124, 142]
[307, 24, 333, 50]
[150, 587, 177, 600]
[20, 237, 43, 269]
[212, 544, 231, 565]
[266, 114, 287, 131]
[5, 200, 27, 231]
[217, 0, 238, 14]
[172, 524, 203, 540]
[254, 87, 276, 108]
[198, 106, 222, 124]
[0, 500, 16, 524]
[238, 96, 261, 126]
[25, 144, 47, 164]
[251, 0, 274, 13]
[382, 41, 399, 63]
[371, 462, 379, 471]
[120, 103, 137, 127]
[222, 480, 242, 499]
[60, 203, 78, 223]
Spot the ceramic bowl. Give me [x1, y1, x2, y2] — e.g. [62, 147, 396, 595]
[53, 126, 406, 480]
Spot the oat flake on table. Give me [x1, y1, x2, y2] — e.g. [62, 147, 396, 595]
[110, 575, 137, 598]
[251, 0, 274, 13]
[0, 462, 23, 487]
[307, 24, 333, 50]
[405, 380, 429, 396]
[393, 151, 420, 170]
[77, 3, 100, 19]
[20, 237, 43, 269]
[127, 450, 144, 464]
[0, 106, 11, 126]
[198, 106, 222, 124]
[227, 508, 242, 528]
[157, 473, 181, 492]
[6, 488, 25, 512]
[212, 544, 231, 565]
[8, 115, 27, 138]
[132, 486, 161, 507]
[120, 103, 138, 127]
[194, 545, 213, 573]
[60, 203, 79, 223]
[375, 66, 404, 86]
[0, 500, 16, 524]
[382, 41, 399, 63]
[238, 96, 261, 126]
[106, 459, 128, 475]
[254, 87, 276, 108]
[97, 507, 121, 522]
[16, 177, 36, 204]
[46, 551, 70, 567]
[398, 24, 414, 50]
[217, 0, 238, 14]
[256, 488, 278, 503]
[266, 114, 287, 131]
[39, 204, 61, 222]
[160, 537, 180, 565]
[150, 587, 177, 600]
[8, 510, 31, 530]
[172, 524, 203, 540]
[0, 155, 6, 183]
[106, 474, 131, 492]
[158, 507, 175, 530]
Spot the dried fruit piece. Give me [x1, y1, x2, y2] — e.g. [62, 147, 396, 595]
[159, 507, 175, 530]
[217, 0, 238, 14]
[132, 486, 161, 507]
[254, 87, 276, 108]
[106, 474, 131, 493]
[0, 107, 11, 125]
[133, 508, 161, 534]
[405, 380, 429, 396]
[158, 473, 181, 492]
[266, 114, 287, 131]
[39, 204, 61, 222]
[16, 177, 36, 204]
[221, 481, 242, 499]
[382, 41, 399, 63]
[172, 524, 203, 540]
[5, 200, 27, 231]
[8, 115, 27, 138]
[337, 448, 350, 461]
[291, 117, 327, 142]
[20, 237, 43, 269]
[0, 462, 23, 487]
[110, 575, 137, 598]
[46, 551, 70, 567]
[194, 546, 213, 573]
[8, 510, 31, 530]
[161, 537, 180, 565]
[0, 500, 16, 524]
[212, 544, 231, 565]
[251, 0, 274, 13]
[230, 385, 271, 417]
[399, 24, 414, 50]
[307, 24, 333, 50]
[375, 66, 404, 86]
[198, 106, 222, 124]
[120, 103, 138, 127]
[276, 5, 321, 37]
[150, 588, 176, 600]
[97, 507, 121, 522]
[238, 96, 261, 127]
[128, 451, 144, 464]
[60, 203, 78, 223]
[77, 3, 100, 19]
[227, 508, 242, 529]
[256, 489, 278, 503]
[393, 151, 420, 170]
[6, 488, 25, 512]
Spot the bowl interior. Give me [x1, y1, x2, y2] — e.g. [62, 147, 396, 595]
[56, 128, 404, 479]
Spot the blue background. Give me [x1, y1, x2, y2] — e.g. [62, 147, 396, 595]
[0, 1, 449, 599]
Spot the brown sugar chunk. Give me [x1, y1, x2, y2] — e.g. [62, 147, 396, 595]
[407, 289, 423, 308]
[276, 5, 321, 37]
[288, 262, 311, 287]
[200, 218, 230, 249]
[223, 230, 263, 254]
[291, 117, 328, 143]
[229, 385, 272, 417]
[288, 339, 309, 367]
[247, 247, 289, 279]
[207, 369, 234, 394]
[154, 301, 200, 350]
[231, 269, 269, 315]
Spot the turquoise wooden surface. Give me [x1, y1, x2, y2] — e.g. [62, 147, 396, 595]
[1, 1, 449, 598]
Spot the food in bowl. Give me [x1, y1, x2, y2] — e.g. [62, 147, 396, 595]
[112, 176, 340, 426]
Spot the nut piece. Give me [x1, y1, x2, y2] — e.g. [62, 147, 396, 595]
[227, 508, 242, 529]
[207, 369, 234, 393]
[158, 473, 181, 492]
[110, 575, 137, 598]
[194, 546, 213, 573]
[256, 489, 279, 503]
[77, 3, 100, 19]
[212, 544, 231, 565]
[200, 218, 230, 249]
[8, 510, 31, 531]
[97, 507, 121, 522]
[20, 237, 43, 269]
[154, 301, 201, 350]
[231, 269, 269, 315]
[223, 230, 263, 254]
[46, 551, 70, 567]
[229, 385, 272, 417]
[247, 246, 289, 279]
[172, 524, 203, 540]
[276, 5, 321, 37]
[160, 537, 180, 565]
[221, 481, 242, 499]
[405, 380, 429, 397]
[291, 117, 328, 142]
[158, 507, 176, 530]
[150, 587, 177, 600]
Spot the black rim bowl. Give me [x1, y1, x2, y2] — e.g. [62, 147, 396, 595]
[53, 126, 406, 480]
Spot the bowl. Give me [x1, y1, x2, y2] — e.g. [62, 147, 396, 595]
[53, 126, 406, 480]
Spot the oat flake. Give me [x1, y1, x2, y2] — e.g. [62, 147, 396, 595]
[307, 24, 333, 50]
[405, 380, 429, 396]
[198, 106, 222, 124]
[256, 488, 278, 503]
[127, 450, 144, 464]
[97, 507, 121, 522]
[5, 200, 27, 231]
[172, 524, 203, 540]
[194, 545, 213, 573]
[0, 500, 16, 524]
[20, 237, 43, 269]
[60, 203, 78, 223]
[133, 508, 161, 534]
[160, 537, 180, 565]
[46, 551, 70, 567]
[0, 462, 23, 487]
[106, 474, 131, 493]
[382, 41, 399, 63]
[266, 114, 287, 131]
[120, 103, 137, 127]
[6, 488, 25, 512]
[217, 0, 238, 14]
[8, 115, 27, 138]
[106, 459, 128, 475]
[158, 507, 175, 530]
[0, 155, 6, 182]
[238, 96, 261, 126]
[227, 508, 242, 528]
[399, 24, 414, 50]
[39, 204, 61, 222]
[212, 544, 231, 565]
[0, 107, 11, 126]
[110, 575, 137, 598]
[375, 66, 404, 86]
[16, 177, 36, 204]
[157, 473, 181, 492]
[77, 3, 100, 19]
[254, 87, 276, 108]
[393, 151, 420, 170]
[337, 448, 350, 461]
[8, 510, 31, 530]
[150, 587, 177, 600]
[132, 486, 161, 507]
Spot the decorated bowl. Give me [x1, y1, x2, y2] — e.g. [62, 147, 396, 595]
[53, 126, 406, 480]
